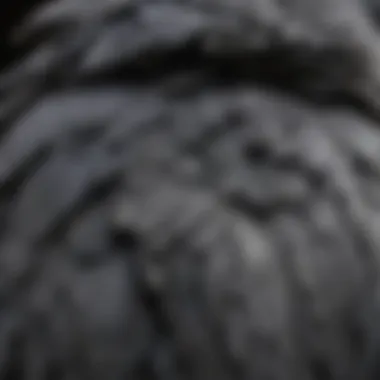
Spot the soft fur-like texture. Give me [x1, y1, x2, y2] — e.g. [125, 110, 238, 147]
[1, 0, 380, 379]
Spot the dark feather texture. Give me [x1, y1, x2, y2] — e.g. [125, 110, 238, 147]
[1, 0, 380, 379]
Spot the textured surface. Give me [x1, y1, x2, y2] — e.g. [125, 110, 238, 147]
[1, 0, 380, 379]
